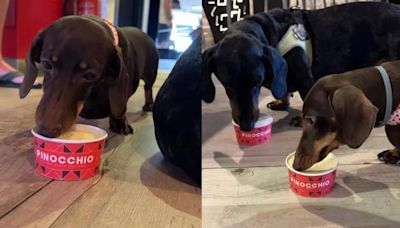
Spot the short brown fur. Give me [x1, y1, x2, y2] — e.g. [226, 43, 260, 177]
[294, 60, 400, 171]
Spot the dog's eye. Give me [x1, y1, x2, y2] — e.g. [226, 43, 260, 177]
[83, 73, 96, 81]
[41, 60, 53, 71]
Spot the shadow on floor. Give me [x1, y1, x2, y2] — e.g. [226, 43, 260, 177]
[140, 153, 201, 218]
[2, 111, 145, 185]
[270, 107, 302, 134]
[76, 110, 146, 131]
[213, 152, 393, 200]
[202, 110, 232, 143]
[327, 169, 390, 198]
[202, 106, 302, 145]
[301, 205, 400, 227]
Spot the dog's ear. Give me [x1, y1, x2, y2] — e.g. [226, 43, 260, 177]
[20, 31, 44, 98]
[108, 47, 128, 118]
[202, 46, 216, 103]
[263, 46, 288, 99]
[331, 86, 378, 148]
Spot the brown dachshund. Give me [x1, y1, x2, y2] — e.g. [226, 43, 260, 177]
[293, 60, 400, 171]
[19, 16, 158, 138]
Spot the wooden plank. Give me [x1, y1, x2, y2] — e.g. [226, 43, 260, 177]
[0, 72, 199, 227]
[0, 89, 41, 139]
[203, 164, 400, 227]
[0, 128, 134, 227]
[203, 136, 393, 168]
[0, 177, 101, 228]
[202, 80, 392, 169]
[48, 116, 201, 228]
[0, 114, 133, 225]
[202, 79, 400, 227]
[0, 88, 41, 112]
[0, 130, 50, 218]
[0, 83, 113, 219]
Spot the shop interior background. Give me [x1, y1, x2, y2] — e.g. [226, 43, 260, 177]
[2, 0, 202, 73]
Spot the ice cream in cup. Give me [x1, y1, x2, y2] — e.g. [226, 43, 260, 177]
[286, 152, 338, 197]
[232, 115, 273, 145]
[31, 124, 107, 180]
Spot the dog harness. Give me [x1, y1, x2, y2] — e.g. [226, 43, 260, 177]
[388, 105, 400, 125]
[102, 19, 119, 47]
[277, 24, 312, 64]
[375, 66, 400, 126]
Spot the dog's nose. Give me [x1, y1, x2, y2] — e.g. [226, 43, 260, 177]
[36, 124, 62, 138]
[239, 120, 254, 132]
[239, 123, 254, 132]
[293, 162, 303, 171]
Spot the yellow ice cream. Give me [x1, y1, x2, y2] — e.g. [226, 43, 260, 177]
[288, 153, 337, 173]
[57, 131, 97, 140]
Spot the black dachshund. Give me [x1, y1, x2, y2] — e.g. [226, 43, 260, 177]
[203, 2, 400, 131]
[153, 36, 201, 186]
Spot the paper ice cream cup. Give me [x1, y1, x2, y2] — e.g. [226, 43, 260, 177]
[285, 152, 338, 197]
[232, 115, 273, 145]
[31, 124, 107, 180]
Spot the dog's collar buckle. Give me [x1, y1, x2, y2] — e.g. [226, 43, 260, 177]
[277, 24, 312, 64]
[292, 24, 308, 41]
[102, 19, 119, 47]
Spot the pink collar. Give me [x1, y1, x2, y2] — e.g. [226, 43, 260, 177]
[102, 19, 119, 47]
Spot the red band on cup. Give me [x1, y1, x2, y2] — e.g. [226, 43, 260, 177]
[32, 124, 107, 180]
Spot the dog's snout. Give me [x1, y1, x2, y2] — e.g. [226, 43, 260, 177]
[239, 120, 254, 132]
[293, 162, 303, 171]
[292, 152, 313, 171]
[36, 123, 62, 138]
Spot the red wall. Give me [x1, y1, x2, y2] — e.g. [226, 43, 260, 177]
[2, 0, 63, 59]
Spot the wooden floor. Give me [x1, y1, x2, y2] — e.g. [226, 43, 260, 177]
[202, 81, 400, 227]
[0, 72, 201, 228]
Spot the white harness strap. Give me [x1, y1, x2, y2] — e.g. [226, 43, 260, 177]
[277, 24, 312, 64]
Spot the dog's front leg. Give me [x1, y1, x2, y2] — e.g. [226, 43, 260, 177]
[282, 48, 314, 127]
[267, 94, 291, 110]
[287, 47, 314, 100]
[108, 64, 134, 135]
[267, 47, 313, 111]
[109, 114, 134, 135]
[378, 148, 400, 164]
[378, 125, 400, 164]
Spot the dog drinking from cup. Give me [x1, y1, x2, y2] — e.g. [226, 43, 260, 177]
[293, 60, 400, 171]
[203, 2, 400, 132]
[20, 16, 158, 137]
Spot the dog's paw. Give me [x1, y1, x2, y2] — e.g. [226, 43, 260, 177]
[289, 116, 303, 127]
[267, 100, 289, 111]
[377, 150, 400, 164]
[110, 117, 134, 135]
[142, 103, 153, 112]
